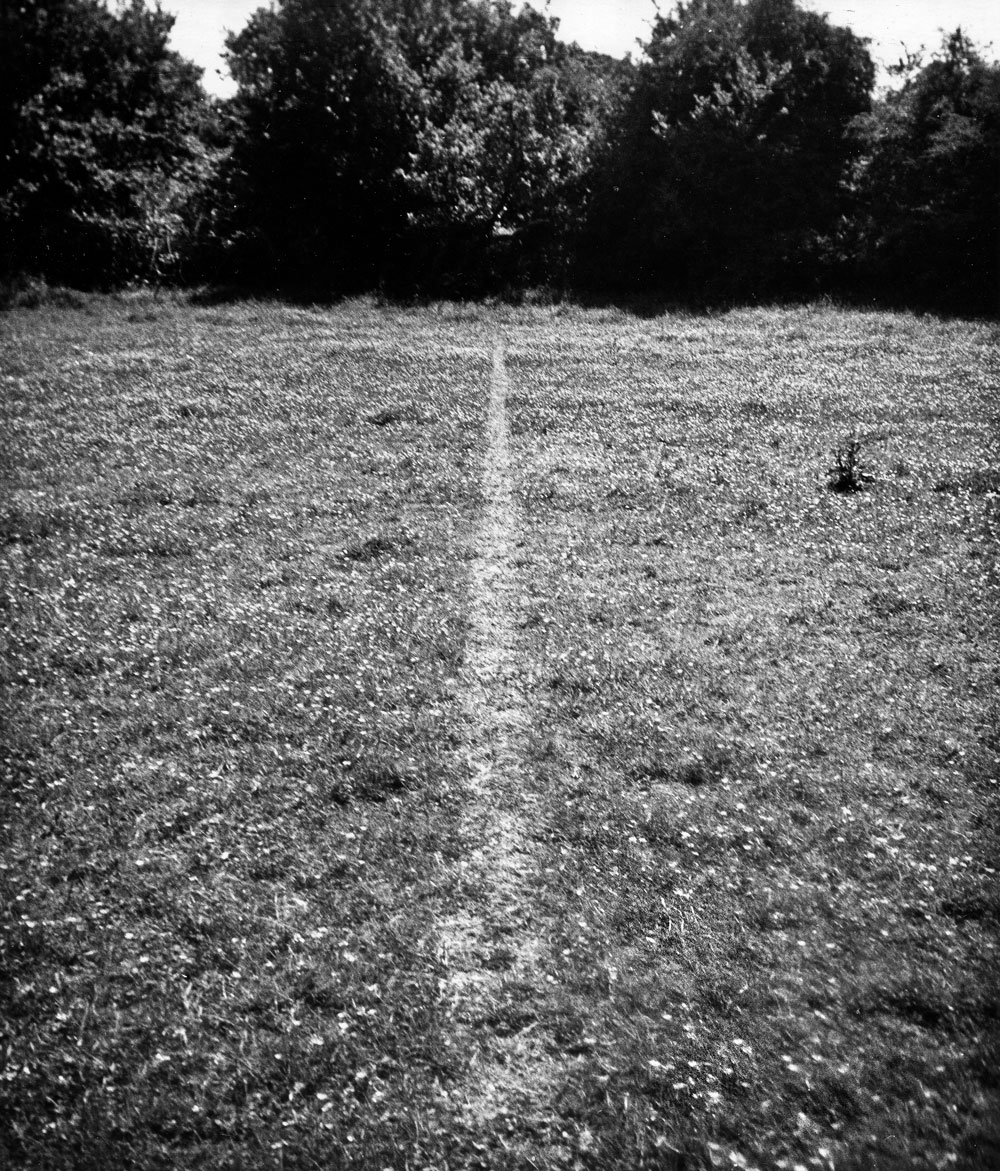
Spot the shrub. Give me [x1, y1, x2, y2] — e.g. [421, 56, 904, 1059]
[828, 432, 875, 492]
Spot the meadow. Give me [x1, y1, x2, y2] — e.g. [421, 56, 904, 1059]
[1, 293, 997, 1170]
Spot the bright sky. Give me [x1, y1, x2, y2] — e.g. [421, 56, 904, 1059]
[165, 0, 1000, 98]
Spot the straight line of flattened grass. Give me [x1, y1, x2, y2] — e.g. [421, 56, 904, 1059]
[0, 298, 489, 1168]
[505, 307, 1000, 1170]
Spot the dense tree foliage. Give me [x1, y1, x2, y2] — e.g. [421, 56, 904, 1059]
[218, 0, 421, 286]
[219, 0, 619, 290]
[1, 0, 217, 285]
[580, 0, 875, 296]
[2, 0, 996, 311]
[848, 32, 1000, 312]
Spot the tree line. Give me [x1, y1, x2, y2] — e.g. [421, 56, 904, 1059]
[2, 0, 997, 311]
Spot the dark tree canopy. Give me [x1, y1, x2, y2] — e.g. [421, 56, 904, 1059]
[849, 31, 1000, 312]
[219, 0, 616, 290]
[1, 0, 995, 312]
[580, 0, 874, 296]
[220, 0, 423, 284]
[1, 0, 215, 285]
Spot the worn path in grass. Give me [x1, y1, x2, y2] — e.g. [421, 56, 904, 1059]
[438, 340, 558, 1135]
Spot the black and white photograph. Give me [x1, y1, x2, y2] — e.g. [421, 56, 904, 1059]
[2, 1, 998, 1167]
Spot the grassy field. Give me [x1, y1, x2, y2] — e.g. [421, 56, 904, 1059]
[1, 292, 998, 1170]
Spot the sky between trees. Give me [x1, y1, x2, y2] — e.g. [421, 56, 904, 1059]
[167, 0, 1000, 97]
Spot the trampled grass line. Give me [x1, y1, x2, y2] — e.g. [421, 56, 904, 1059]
[438, 340, 557, 1133]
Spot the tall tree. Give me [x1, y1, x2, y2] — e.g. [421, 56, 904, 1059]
[848, 31, 1000, 312]
[396, 24, 618, 288]
[1, 0, 215, 285]
[582, 0, 874, 297]
[220, 0, 614, 290]
[221, 0, 423, 286]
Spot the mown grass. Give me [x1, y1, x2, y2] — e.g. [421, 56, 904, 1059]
[1, 293, 491, 1167]
[505, 305, 1000, 1170]
[2, 293, 998, 1170]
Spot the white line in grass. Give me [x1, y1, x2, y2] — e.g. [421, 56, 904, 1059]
[437, 339, 555, 1131]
